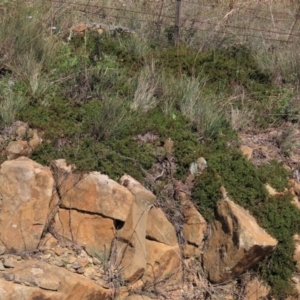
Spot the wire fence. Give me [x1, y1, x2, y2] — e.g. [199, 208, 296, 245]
[47, 0, 300, 45]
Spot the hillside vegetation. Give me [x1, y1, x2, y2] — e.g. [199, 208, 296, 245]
[1, 0, 300, 297]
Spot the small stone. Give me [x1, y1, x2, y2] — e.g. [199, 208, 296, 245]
[0, 246, 6, 255]
[78, 258, 89, 267]
[49, 259, 64, 267]
[66, 256, 77, 264]
[54, 247, 65, 256]
[2, 273, 14, 281]
[71, 261, 82, 269]
[40, 253, 52, 260]
[0, 261, 5, 271]
[77, 267, 85, 274]
[83, 267, 96, 278]
[66, 265, 76, 273]
[93, 257, 102, 265]
[3, 258, 14, 268]
[35, 277, 60, 291]
[43, 249, 55, 256]
[95, 278, 109, 289]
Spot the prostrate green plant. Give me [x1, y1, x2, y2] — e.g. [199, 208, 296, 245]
[192, 144, 299, 297]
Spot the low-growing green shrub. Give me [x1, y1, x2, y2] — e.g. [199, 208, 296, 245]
[192, 142, 298, 298]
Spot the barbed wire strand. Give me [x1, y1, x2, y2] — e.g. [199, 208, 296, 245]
[49, 0, 175, 20]
[181, 25, 299, 44]
[47, 0, 300, 43]
[69, 8, 174, 26]
[181, 0, 298, 17]
[182, 18, 300, 38]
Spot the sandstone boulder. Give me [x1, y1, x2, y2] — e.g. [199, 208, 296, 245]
[53, 208, 115, 256]
[0, 259, 110, 300]
[6, 141, 31, 160]
[113, 175, 156, 284]
[146, 206, 177, 246]
[244, 277, 270, 300]
[5, 122, 42, 160]
[58, 171, 134, 222]
[142, 239, 182, 284]
[203, 199, 278, 283]
[0, 157, 55, 252]
[181, 200, 207, 247]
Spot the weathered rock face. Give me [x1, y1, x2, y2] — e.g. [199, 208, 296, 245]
[4, 122, 42, 160]
[146, 206, 177, 246]
[203, 199, 278, 283]
[5, 141, 31, 160]
[0, 259, 110, 300]
[114, 175, 156, 284]
[181, 200, 207, 255]
[244, 277, 270, 300]
[142, 239, 182, 284]
[0, 157, 55, 252]
[58, 171, 134, 222]
[53, 208, 115, 256]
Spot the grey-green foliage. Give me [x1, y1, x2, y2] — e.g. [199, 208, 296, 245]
[0, 82, 27, 127]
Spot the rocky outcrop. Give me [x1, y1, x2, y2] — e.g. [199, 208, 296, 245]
[143, 240, 182, 284]
[244, 277, 270, 300]
[114, 175, 155, 283]
[146, 206, 177, 246]
[0, 259, 110, 300]
[0, 157, 55, 252]
[58, 171, 134, 222]
[203, 199, 278, 283]
[3, 122, 42, 160]
[0, 157, 280, 299]
[181, 199, 207, 258]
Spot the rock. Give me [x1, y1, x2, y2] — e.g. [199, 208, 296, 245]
[142, 240, 182, 284]
[126, 295, 153, 300]
[49, 259, 64, 267]
[0, 259, 110, 300]
[0, 246, 6, 255]
[77, 267, 85, 274]
[203, 199, 278, 283]
[182, 244, 201, 259]
[240, 145, 253, 160]
[58, 172, 134, 221]
[28, 129, 42, 150]
[146, 206, 177, 246]
[3, 258, 14, 269]
[5, 141, 31, 160]
[265, 183, 284, 196]
[244, 277, 270, 300]
[0, 261, 5, 271]
[53, 208, 115, 257]
[189, 157, 207, 176]
[39, 232, 58, 250]
[72, 261, 82, 270]
[113, 175, 156, 283]
[0, 157, 55, 252]
[50, 159, 76, 187]
[54, 247, 65, 256]
[93, 257, 102, 265]
[181, 200, 207, 247]
[15, 123, 28, 138]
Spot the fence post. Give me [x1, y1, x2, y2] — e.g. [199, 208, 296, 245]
[175, 0, 181, 45]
